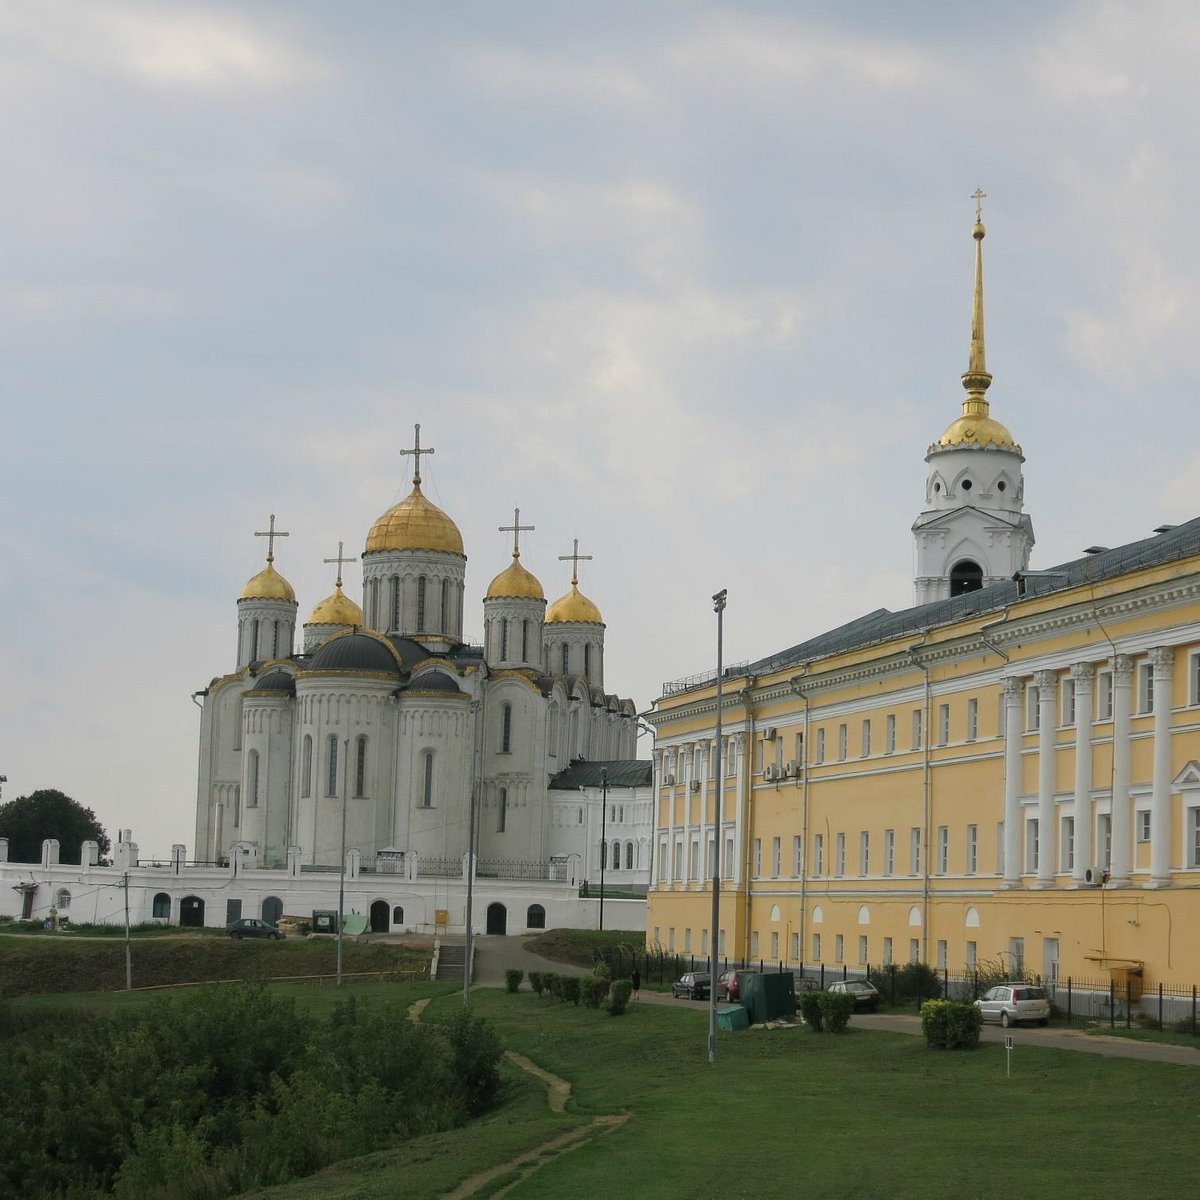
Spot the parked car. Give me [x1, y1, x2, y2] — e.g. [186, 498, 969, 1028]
[226, 918, 285, 940]
[717, 968, 756, 1001]
[671, 972, 711, 1000]
[974, 983, 1050, 1027]
[827, 979, 881, 1012]
[793, 976, 821, 993]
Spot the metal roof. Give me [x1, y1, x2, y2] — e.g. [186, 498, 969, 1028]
[548, 760, 653, 790]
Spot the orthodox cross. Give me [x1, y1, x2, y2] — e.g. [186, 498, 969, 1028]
[499, 507, 535, 558]
[323, 540, 357, 588]
[558, 537, 593, 585]
[254, 514, 289, 563]
[971, 186, 986, 221]
[399, 423, 434, 484]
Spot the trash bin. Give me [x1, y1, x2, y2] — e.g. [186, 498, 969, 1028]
[741, 971, 795, 1024]
[717, 1004, 750, 1032]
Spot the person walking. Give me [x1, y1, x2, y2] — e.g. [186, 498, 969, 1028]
[631, 967, 641, 1000]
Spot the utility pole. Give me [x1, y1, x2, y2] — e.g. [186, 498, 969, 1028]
[123, 872, 132, 991]
[709, 588, 727, 1066]
[599, 768, 609, 931]
[337, 736, 349, 986]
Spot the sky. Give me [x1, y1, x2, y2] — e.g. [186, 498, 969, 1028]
[3, 0, 1199, 857]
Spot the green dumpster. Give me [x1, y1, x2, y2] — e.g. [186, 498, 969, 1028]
[717, 1004, 750, 1032]
[740, 971, 795, 1024]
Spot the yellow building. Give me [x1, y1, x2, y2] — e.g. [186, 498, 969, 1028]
[645, 211, 1200, 996]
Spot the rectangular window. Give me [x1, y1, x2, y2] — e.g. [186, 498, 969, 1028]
[996, 820, 1005, 874]
[834, 933, 844, 962]
[1190, 808, 1200, 868]
[812, 931, 821, 961]
[771, 931, 779, 960]
[657, 840, 667, 881]
[771, 836, 781, 877]
[936, 826, 948, 875]
[1026, 818, 1040, 872]
[751, 931, 759, 958]
[882, 936, 893, 965]
[668, 927, 675, 952]
[422, 753, 434, 808]
[859, 831, 870, 875]
[936, 939, 947, 971]
[790, 931, 800, 961]
[497, 787, 507, 833]
[1191, 651, 1200, 706]
[937, 704, 950, 746]
[688, 839, 698, 879]
[727, 737, 736, 776]
[861, 719, 871, 757]
[326, 737, 339, 797]
[885, 713, 896, 754]
[1097, 814, 1112, 868]
[1009, 937, 1025, 974]
[858, 935, 868, 965]
[1026, 684, 1040, 731]
[912, 708, 923, 749]
[966, 698, 978, 742]
[724, 838, 734, 877]
[753, 838, 762, 877]
[966, 824, 978, 875]
[1096, 670, 1113, 721]
[1137, 810, 1151, 843]
[966, 940, 977, 970]
[883, 828, 895, 876]
[355, 737, 367, 798]
[673, 841, 683, 881]
[1061, 678, 1076, 726]
[500, 704, 512, 752]
[815, 728, 825, 764]
[835, 833, 846, 877]
[1061, 815, 1074, 870]
[701, 928, 709, 954]
[1139, 661, 1155, 714]
[684, 928, 692, 952]
[718, 929, 726, 956]
[909, 938, 920, 965]
[813, 834, 824, 877]
[837, 724, 847, 761]
[909, 827, 921, 875]
[792, 835, 802, 877]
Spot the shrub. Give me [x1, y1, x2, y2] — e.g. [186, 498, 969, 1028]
[504, 968, 523, 994]
[442, 1007, 503, 1115]
[545, 973, 562, 999]
[920, 1000, 982, 1049]
[580, 975, 607, 1009]
[528, 971, 544, 996]
[593, 960, 613, 982]
[797, 990, 824, 1031]
[560, 976, 581, 1006]
[869, 962, 943, 1005]
[608, 979, 632, 1016]
[818, 990, 853, 1033]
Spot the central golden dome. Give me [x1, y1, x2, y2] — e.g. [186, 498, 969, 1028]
[545, 583, 603, 625]
[936, 413, 1016, 449]
[486, 554, 545, 601]
[240, 561, 296, 603]
[366, 482, 464, 556]
[308, 584, 364, 627]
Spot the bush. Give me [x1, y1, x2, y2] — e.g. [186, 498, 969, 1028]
[868, 962, 943, 1005]
[608, 979, 633, 1016]
[920, 1000, 982, 1049]
[560, 976, 581, 1006]
[528, 971, 544, 996]
[593, 960, 613, 982]
[818, 990, 853, 1033]
[797, 990, 824, 1031]
[504, 968, 523, 994]
[546, 973, 562, 999]
[580, 975, 608, 1009]
[442, 1007, 503, 1115]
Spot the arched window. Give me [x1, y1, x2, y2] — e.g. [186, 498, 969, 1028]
[527, 904, 546, 929]
[417, 575, 427, 631]
[421, 751, 434, 808]
[272, 620, 280, 658]
[522, 619, 529, 661]
[391, 576, 401, 632]
[561, 643, 569, 675]
[626, 841, 635, 869]
[247, 750, 260, 808]
[53, 888, 71, 911]
[612, 841, 621, 869]
[152, 892, 171, 919]
[600, 841, 607, 869]
[326, 736, 339, 797]
[301, 734, 312, 798]
[393, 905, 404, 924]
[950, 559, 984, 596]
[250, 618, 259, 661]
[500, 618, 509, 660]
[584, 644, 591, 679]
[355, 735, 367, 798]
[547, 702, 559, 757]
[440, 578, 449, 631]
[501, 703, 512, 753]
[498, 787, 508, 833]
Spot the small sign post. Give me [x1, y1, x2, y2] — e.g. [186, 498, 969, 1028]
[1005, 1033, 1014, 1078]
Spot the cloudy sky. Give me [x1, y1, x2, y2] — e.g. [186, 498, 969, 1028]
[3, 1, 1198, 857]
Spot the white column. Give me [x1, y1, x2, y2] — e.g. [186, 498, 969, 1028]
[1002, 677, 1023, 887]
[1110, 655, 1134, 887]
[1070, 663, 1094, 886]
[1149, 646, 1175, 888]
[680, 741, 693, 883]
[1034, 670, 1057, 887]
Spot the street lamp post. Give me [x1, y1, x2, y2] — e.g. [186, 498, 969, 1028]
[708, 588, 727, 1066]
[337, 736, 349, 986]
[599, 768, 609, 931]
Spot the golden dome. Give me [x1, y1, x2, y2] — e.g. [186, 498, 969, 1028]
[936, 412, 1016, 449]
[546, 583, 603, 625]
[365, 482, 464, 555]
[308, 584, 364, 627]
[240, 561, 296, 603]
[486, 553, 545, 601]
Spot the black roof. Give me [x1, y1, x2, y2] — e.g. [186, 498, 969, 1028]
[673, 516, 1200, 694]
[246, 669, 295, 695]
[308, 632, 402, 676]
[407, 670, 464, 695]
[548, 760, 653, 790]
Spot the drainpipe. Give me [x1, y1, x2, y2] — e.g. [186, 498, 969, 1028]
[789, 667, 811, 966]
[908, 634, 932, 964]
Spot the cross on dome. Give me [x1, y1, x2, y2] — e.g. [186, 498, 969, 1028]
[558, 537, 593, 586]
[399, 423, 435, 485]
[323, 540, 357, 588]
[499, 507, 535, 558]
[254, 514, 289, 563]
[972, 186, 986, 221]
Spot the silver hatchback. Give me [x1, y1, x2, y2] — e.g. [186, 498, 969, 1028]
[974, 983, 1050, 1027]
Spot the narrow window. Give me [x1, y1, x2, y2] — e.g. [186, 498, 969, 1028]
[1138, 661, 1154, 713]
[861, 719, 871, 757]
[815, 728, 826, 763]
[909, 827, 921, 875]
[1026, 684, 1040, 731]
[885, 714, 896, 754]
[966, 824, 978, 874]
[1096, 670, 1113, 720]
[883, 829, 895, 875]
[250, 618, 259, 661]
[391, 576, 401, 632]
[771, 836, 781, 876]
[417, 575, 427, 631]
[501, 703, 512, 752]
[301, 734, 312, 798]
[326, 736, 338, 797]
[422, 752, 434, 808]
[1026, 818, 1039, 872]
[859, 831, 869, 875]
[834, 933, 844, 962]
[966, 940, 977, 969]
[858, 935, 868, 965]
[272, 620, 280, 659]
[936, 940, 947, 970]
[812, 931, 821, 961]
[247, 750, 259, 808]
[498, 787, 507, 832]
[500, 618, 509, 660]
[1137, 810, 1151, 843]
[1191, 651, 1200, 706]
[751, 931, 760, 958]
[912, 708, 923, 749]
[584, 644, 592, 679]
[813, 834, 824, 876]
[937, 704, 950, 745]
[613, 840, 621, 869]
[966, 698, 978, 742]
[1060, 679, 1076, 727]
[1062, 816, 1075, 870]
[355, 735, 367, 798]
[936, 825, 948, 874]
[522, 619, 529, 661]
[771, 931, 779, 959]
[835, 833, 845, 877]
[441, 578, 449, 631]
[753, 838, 762, 876]
[837, 724, 847, 761]
[792, 835, 802, 876]
[883, 936, 893, 965]
[561, 643, 569, 675]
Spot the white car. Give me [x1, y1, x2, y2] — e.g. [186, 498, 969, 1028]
[974, 983, 1050, 1027]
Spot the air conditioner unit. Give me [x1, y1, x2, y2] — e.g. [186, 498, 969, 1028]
[763, 764, 778, 781]
[763, 727, 778, 741]
[663, 773, 676, 786]
[1084, 866, 1109, 886]
[689, 779, 701, 793]
[784, 760, 798, 778]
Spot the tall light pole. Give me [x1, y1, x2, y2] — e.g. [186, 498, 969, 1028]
[599, 768, 609, 931]
[708, 588, 727, 1066]
[337, 736, 349, 986]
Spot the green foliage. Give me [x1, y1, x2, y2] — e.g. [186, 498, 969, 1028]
[869, 961, 944, 1005]
[608, 979, 632, 1016]
[545, 973, 562, 999]
[797, 990, 824, 1030]
[522, 928, 644, 969]
[559, 976, 581, 1005]
[593, 960, 613, 981]
[440, 1007, 503, 1116]
[528, 971, 544, 995]
[504, 968, 524, 993]
[964, 957, 1022, 999]
[0, 788, 110, 864]
[818, 990, 853, 1033]
[580, 975, 610, 1009]
[920, 999, 983, 1049]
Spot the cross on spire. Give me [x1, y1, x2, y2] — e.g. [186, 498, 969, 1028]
[323, 540, 357, 588]
[971, 186, 986, 222]
[399, 422, 435, 485]
[499, 507, 535, 558]
[254, 514, 289, 563]
[558, 537, 593, 586]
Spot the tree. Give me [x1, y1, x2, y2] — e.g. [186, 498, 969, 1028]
[0, 789, 110, 865]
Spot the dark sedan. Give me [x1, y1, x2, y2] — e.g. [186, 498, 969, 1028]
[226, 918, 285, 940]
[671, 972, 711, 1000]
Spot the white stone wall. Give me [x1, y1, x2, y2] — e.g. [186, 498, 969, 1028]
[361, 548, 466, 643]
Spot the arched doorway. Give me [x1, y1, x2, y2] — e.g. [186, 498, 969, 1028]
[949, 559, 983, 596]
[370, 900, 390, 933]
[526, 903, 546, 929]
[262, 896, 283, 925]
[152, 892, 171, 920]
[180, 896, 205, 927]
[486, 902, 507, 935]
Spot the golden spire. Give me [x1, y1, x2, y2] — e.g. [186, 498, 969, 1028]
[960, 187, 992, 410]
